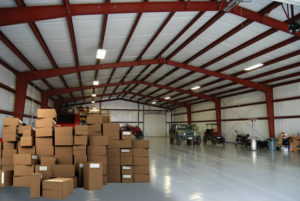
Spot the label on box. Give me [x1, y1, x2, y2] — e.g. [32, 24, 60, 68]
[32, 155, 38, 159]
[19, 120, 23, 124]
[90, 163, 100, 168]
[39, 166, 47, 171]
[121, 149, 130, 153]
[122, 166, 131, 170]
[41, 175, 43, 179]
[123, 131, 131, 136]
[1, 172, 4, 184]
[80, 164, 84, 168]
[123, 175, 132, 179]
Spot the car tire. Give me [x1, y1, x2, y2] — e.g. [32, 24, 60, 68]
[196, 137, 201, 145]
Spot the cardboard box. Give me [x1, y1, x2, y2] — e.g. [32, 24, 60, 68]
[0, 170, 13, 187]
[20, 137, 33, 146]
[42, 178, 73, 200]
[36, 118, 55, 128]
[87, 146, 106, 156]
[30, 173, 41, 198]
[55, 126, 73, 136]
[2, 126, 17, 134]
[55, 146, 73, 155]
[18, 146, 36, 154]
[18, 125, 33, 135]
[36, 127, 53, 137]
[83, 162, 103, 190]
[2, 133, 17, 142]
[108, 157, 120, 165]
[133, 157, 149, 166]
[74, 154, 87, 166]
[14, 154, 38, 165]
[89, 136, 108, 146]
[103, 125, 120, 140]
[3, 141, 15, 149]
[121, 131, 132, 140]
[36, 146, 54, 156]
[55, 154, 73, 164]
[107, 175, 121, 183]
[1, 157, 13, 166]
[122, 166, 133, 175]
[122, 174, 133, 183]
[88, 124, 101, 135]
[14, 165, 34, 176]
[103, 175, 108, 185]
[133, 165, 149, 174]
[75, 125, 88, 135]
[37, 109, 56, 119]
[87, 115, 102, 124]
[36, 137, 53, 146]
[2, 149, 17, 158]
[53, 165, 75, 178]
[102, 116, 110, 123]
[13, 175, 31, 187]
[74, 136, 87, 145]
[132, 148, 149, 157]
[73, 176, 78, 188]
[121, 148, 132, 157]
[2, 165, 14, 171]
[121, 156, 132, 165]
[40, 156, 56, 166]
[55, 136, 73, 146]
[73, 146, 86, 155]
[88, 155, 107, 164]
[133, 140, 150, 148]
[108, 140, 131, 148]
[107, 148, 120, 157]
[3, 118, 21, 126]
[134, 174, 150, 183]
[35, 165, 53, 179]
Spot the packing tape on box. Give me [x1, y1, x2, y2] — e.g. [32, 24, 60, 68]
[123, 175, 132, 179]
[32, 155, 38, 159]
[123, 132, 131, 136]
[1, 172, 4, 184]
[39, 166, 47, 171]
[90, 163, 100, 168]
[121, 149, 130, 153]
[122, 166, 131, 170]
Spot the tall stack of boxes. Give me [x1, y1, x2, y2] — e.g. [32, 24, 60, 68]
[18, 125, 36, 155]
[133, 140, 150, 183]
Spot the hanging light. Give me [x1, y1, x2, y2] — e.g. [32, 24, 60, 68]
[191, 85, 201, 90]
[92, 94, 96, 97]
[93, 80, 99, 86]
[91, 100, 95, 104]
[96, 49, 106, 59]
[244, 63, 264, 71]
[164, 97, 171, 100]
[152, 101, 157, 104]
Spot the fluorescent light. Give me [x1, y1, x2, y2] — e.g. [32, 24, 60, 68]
[152, 101, 157, 104]
[96, 49, 106, 59]
[91, 94, 96, 97]
[164, 97, 171, 100]
[91, 101, 95, 104]
[244, 63, 264, 71]
[93, 80, 99, 86]
[191, 85, 201, 90]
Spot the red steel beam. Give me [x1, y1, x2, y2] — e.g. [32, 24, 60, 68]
[265, 89, 275, 138]
[14, 75, 28, 120]
[215, 99, 222, 136]
[186, 105, 191, 124]
[0, 58, 17, 74]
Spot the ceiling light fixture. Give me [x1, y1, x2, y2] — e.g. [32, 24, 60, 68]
[93, 80, 99, 86]
[191, 85, 201, 90]
[164, 97, 171, 100]
[91, 100, 95, 104]
[92, 94, 96, 97]
[152, 101, 157, 104]
[96, 49, 106, 59]
[244, 63, 264, 71]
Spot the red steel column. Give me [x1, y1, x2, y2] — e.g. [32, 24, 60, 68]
[215, 99, 222, 136]
[266, 88, 275, 138]
[41, 92, 48, 108]
[186, 105, 191, 124]
[14, 75, 28, 120]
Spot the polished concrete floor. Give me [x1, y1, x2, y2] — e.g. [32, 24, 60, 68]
[1, 137, 300, 201]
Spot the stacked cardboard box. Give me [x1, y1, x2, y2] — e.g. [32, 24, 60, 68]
[133, 140, 150, 183]
[83, 162, 103, 190]
[42, 178, 74, 200]
[18, 125, 36, 155]
[87, 115, 102, 136]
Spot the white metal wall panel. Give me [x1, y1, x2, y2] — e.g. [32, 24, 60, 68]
[0, 64, 16, 89]
[0, 114, 13, 137]
[24, 99, 40, 116]
[144, 113, 166, 136]
[0, 88, 14, 112]
[27, 84, 42, 102]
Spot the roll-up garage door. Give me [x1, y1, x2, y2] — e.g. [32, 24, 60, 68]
[144, 112, 166, 136]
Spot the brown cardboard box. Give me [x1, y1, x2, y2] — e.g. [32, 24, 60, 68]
[121, 156, 132, 165]
[103, 164, 107, 175]
[14, 165, 34, 176]
[2, 165, 14, 171]
[120, 140, 132, 148]
[3, 141, 15, 149]
[107, 148, 120, 157]
[37, 109, 56, 119]
[87, 146, 106, 156]
[3, 126, 17, 134]
[55, 146, 73, 155]
[132, 148, 149, 157]
[53, 165, 75, 178]
[2, 149, 17, 157]
[133, 165, 149, 174]
[20, 137, 33, 146]
[40, 156, 56, 166]
[36, 146, 54, 156]
[102, 116, 110, 123]
[122, 166, 133, 175]
[122, 174, 133, 183]
[74, 136, 87, 145]
[121, 131, 132, 140]
[103, 123, 120, 140]
[88, 124, 102, 135]
[133, 157, 149, 166]
[55, 154, 73, 164]
[36, 118, 55, 128]
[108, 140, 120, 148]
[55, 126, 73, 136]
[18, 125, 33, 135]
[1, 157, 13, 166]
[134, 174, 150, 183]
[73, 176, 78, 188]
[75, 125, 88, 135]
[88, 155, 107, 164]
[55, 136, 73, 146]
[103, 175, 108, 185]
[18, 146, 36, 154]
[13, 175, 31, 187]
[35, 165, 53, 179]
[133, 140, 150, 148]
[3, 118, 21, 126]
[87, 115, 102, 124]
[2, 133, 17, 142]
[42, 178, 73, 200]
[36, 137, 53, 146]
[89, 136, 108, 146]
[74, 154, 87, 166]
[73, 146, 86, 155]
[83, 162, 103, 190]
[30, 173, 41, 198]
[0, 170, 13, 187]
[108, 156, 120, 165]
[108, 175, 121, 183]
[121, 148, 132, 157]
[13, 154, 38, 165]
[36, 127, 53, 137]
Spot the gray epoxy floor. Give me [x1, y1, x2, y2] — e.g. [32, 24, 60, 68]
[1, 136, 300, 201]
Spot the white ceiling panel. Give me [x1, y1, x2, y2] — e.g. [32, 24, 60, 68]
[124, 65, 146, 81]
[253, 67, 300, 83]
[110, 67, 131, 83]
[239, 0, 272, 12]
[157, 68, 191, 85]
[145, 64, 174, 82]
[97, 69, 112, 84]
[0, 23, 52, 70]
[36, 18, 75, 67]
[24, 0, 62, 6]
[73, 91, 82, 97]
[70, 0, 104, 3]
[72, 15, 102, 66]
[46, 76, 64, 88]
[81, 70, 96, 86]
[61, 93, 71, 99]
[105, 86, 116, 94]
[94, 87, 104, 94]
[31, 80, 49, 90]
[218, 88, 253, 98]
[103, 13, 138, 63]
[134, 64, 157, 80]
[269, 5, 300, 22]
[63, 73, 79, 88]
[269, 77, 300, 86]
[0, 0, 17, 7]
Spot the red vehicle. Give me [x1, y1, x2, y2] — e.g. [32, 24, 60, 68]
[56, 113, 81, 127]
[203, 124, 225, 145]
